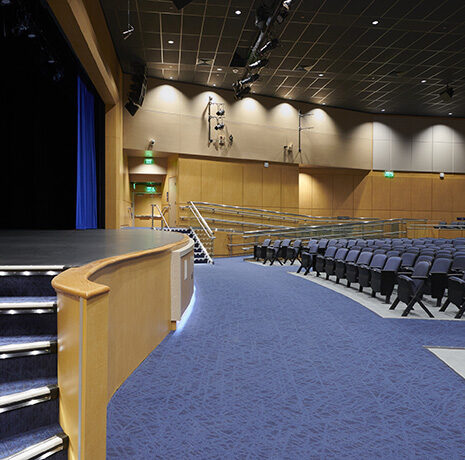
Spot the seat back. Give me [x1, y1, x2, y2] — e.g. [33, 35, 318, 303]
[347, 240, 357, 248]
[318, 239, 329, 249]
[370, 254, 387, 269]
[262, 238, 271, 247]
[308, 243, 319, 254]
[373, 249, 386, 255]
[293, 239, 302, 249]
[386, 250, 400, 257]
[272, 240, 282, 249]
[334, 247, 349, 260]
[451, 255, 465, 272]
[416, 255, 434, 265]
[328, 239, 338, 247]
[412, 260, 431, 278]
[323, 246, 338, 258]
[430, 257, 452, 274]
[401, 252, 418, 267]
[345, 249, 360, 263]
[356, 251, 373, 266]
[281, 239, 291, 248]
[383, 256, 401, 272]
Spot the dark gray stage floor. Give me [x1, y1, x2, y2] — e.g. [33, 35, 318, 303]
[0, 229, 185, 267]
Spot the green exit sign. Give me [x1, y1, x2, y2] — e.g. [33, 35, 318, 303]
[144, 158, 155, 165]
[146, 186, 156, 193]
[384, 171, 395, 178]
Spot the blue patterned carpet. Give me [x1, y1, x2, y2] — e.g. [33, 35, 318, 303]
[107, 258, 465, 459]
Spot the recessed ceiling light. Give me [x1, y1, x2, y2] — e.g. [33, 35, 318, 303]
[213, 84, 216, 86]
[372, 20, 379, 25]
[232, 69, 239, 74]
[381, 109, 385, 112]
[318, 73, 324, 77]
[322, 102, 326, 105]
[168, 40, 174, 44]
[235, 10, 241, 15]
[169, 77, 173, 79]
[217, 68, 223, 71]
[421, 79, 426, 83]
[449, 112, 453, 116]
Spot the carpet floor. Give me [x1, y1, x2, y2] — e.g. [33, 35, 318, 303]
[106, 258, 465, 459]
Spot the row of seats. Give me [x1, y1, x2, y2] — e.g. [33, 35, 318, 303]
[253, 237, 465, 319]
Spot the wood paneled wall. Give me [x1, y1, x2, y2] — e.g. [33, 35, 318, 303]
[300, 168, 465, 221]
[177, 156, 299, 213]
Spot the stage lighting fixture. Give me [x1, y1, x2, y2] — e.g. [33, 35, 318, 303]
[1, 0, 11, 5]
[234, 86, 251, 100]
[439, 85, 454, 102]
[216, 109, 225, 116]
[239, 74, 259, 85]
[259, 38, 279, 55]
[248, 58, 268, 69]
[255, 5, 271, 31]
[214, 123, 225, 130]
[122, 24, 134, 40]
[123, 0, 134, 40]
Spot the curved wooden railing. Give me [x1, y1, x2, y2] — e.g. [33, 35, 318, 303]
[52, 235, 193, 460]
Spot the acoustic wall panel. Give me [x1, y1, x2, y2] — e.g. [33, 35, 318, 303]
[373, 120, 465, 173]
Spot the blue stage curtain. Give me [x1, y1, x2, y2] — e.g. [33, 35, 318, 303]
[76, 76, 98, 229]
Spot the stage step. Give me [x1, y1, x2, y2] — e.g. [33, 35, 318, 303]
[163, 227, 214, 264]
[0, 301, 57, 315]
[0, 340, 57, 359]
[0, 426, 68, 459]
[0, 384, 58, 414]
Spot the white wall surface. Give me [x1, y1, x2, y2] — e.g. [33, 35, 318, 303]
[373, 116, 465, 173]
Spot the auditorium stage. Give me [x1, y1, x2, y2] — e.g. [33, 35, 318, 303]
[0, 229, 185, 267]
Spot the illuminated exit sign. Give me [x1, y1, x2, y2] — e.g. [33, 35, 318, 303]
[384, 171, 395, 178]
[146, 186, 156, 193]
[144, 158, 155, 165]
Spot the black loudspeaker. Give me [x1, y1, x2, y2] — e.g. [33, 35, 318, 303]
[172, 0, 195, 9]
[125, 64, 147, 116]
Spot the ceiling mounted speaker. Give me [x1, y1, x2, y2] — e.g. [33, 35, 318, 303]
[172, 0, 195, 9]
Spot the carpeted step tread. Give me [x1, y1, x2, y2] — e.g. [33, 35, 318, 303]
[0, 423, 65, 458]
[0, 334, 57, 347]
[0, 375, 57, 397]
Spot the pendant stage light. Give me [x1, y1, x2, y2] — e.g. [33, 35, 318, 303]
[248, 58, 268, 69]
[238, 74, 260, 85]
[259, 38, 279, 55]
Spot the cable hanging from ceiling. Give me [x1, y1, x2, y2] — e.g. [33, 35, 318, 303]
[233, 0, 296, 100]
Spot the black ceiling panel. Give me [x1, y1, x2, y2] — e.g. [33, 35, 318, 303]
[100, 0, 465, 117]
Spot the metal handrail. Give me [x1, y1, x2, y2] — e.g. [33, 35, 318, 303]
[187, 201, 215, 239]
[151, 203, 170, 229]
[179, 215, 290, 229]
[186, 201, 367, 223]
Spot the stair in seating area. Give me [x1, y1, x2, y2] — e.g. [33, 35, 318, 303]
[163, 227, 213, 264]
[0, 267, 69, 459]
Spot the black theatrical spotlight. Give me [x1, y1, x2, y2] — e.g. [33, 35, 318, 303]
[172, 0, 195, 10]
[216, 108, 225, 116]
[439, 85, 454, 102]
[214, 122, 225, 130]
[239, 74, 260, 85]
[255, 4, 272, 31]
[259, 38, 279, 55]
[248, 58, 268, 70]
[234, 86, 251, 100]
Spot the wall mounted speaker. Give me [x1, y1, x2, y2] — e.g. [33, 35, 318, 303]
[125, 64, 147, 116]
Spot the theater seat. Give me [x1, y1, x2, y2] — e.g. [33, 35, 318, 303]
[335, 249, 360, 284]
[370, 256, 401, 303]
[346, 251, 373, 288]
[358, 254, 387, 292]
[426, 257, 452, 307]
[315, 246, 338, 277]
[325, 247, 349, 280]
[440, 274, 465, 319]
[297, 243, 319, 275]
[390, 261, 433, 317]
[254, 238, 271, 261]
[285, 239, 302, 264]
[263, 240, 282, 265]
